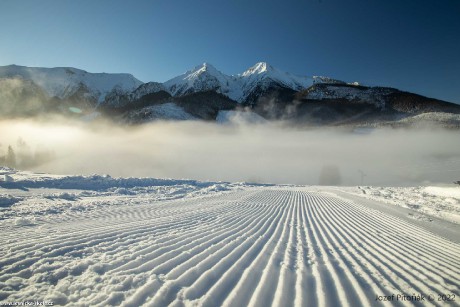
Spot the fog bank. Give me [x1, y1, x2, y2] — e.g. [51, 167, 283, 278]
[2, 119, 460, 186]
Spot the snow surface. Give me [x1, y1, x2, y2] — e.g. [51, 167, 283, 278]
[0, 168, 241, 222]
[424, 186, 460, 199]
[343, 185, 460, 224]
[0, 65, 142, 102]
[1, 168, 459, 306]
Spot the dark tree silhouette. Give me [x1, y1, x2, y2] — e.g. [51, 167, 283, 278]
[5, 145, 16, 168]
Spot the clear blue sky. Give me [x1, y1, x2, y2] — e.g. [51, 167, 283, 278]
[1, 0, 459, 103]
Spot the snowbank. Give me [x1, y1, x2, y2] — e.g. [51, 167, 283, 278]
[0, 168, 246, 223]
[345, 185, 460, 224]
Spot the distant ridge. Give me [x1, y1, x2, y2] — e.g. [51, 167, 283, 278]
[1, 63, 459, 127]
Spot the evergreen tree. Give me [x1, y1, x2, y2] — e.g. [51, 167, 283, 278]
[5, 145, 16, 168]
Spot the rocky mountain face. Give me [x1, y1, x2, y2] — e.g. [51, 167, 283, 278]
[1, 63, 459, 128]
[251, 83, 460, 127]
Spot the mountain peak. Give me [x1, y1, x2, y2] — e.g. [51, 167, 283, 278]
[163, 62, 231, 97]
[242, 62, 274, 77]
[162, 61, 314, 102]
[177, 63, 227, 82]
[188, 62, 219, 75]
[201, 62, 214, 69]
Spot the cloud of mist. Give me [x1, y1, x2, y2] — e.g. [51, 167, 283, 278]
[1, 118, 460, 186]
[0, 78, 48, 116]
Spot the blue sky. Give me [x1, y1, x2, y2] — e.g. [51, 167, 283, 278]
[1, 0, 459, 103]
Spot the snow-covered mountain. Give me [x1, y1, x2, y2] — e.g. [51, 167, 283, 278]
[1, 63, 459, 127]
[0, 65, 142, 103]
[164, 63, 234, 98]
[163, 62, 313, 103]
[239, 62, 312, 100]
[0, 62, 314, 108]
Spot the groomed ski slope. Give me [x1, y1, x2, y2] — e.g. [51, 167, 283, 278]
[1, 177, 460, 306]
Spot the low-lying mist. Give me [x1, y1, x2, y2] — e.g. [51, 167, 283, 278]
[2, 118, 460, 186]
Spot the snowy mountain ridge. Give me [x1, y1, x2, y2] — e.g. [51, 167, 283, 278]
[0, 62, 316, 105]
[163, 62, 314, 103]
[240, 62, 312, 90]
[163, 63, 234, 98]
[0, 65, 143, 103]
[2, 63, 459, 127]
